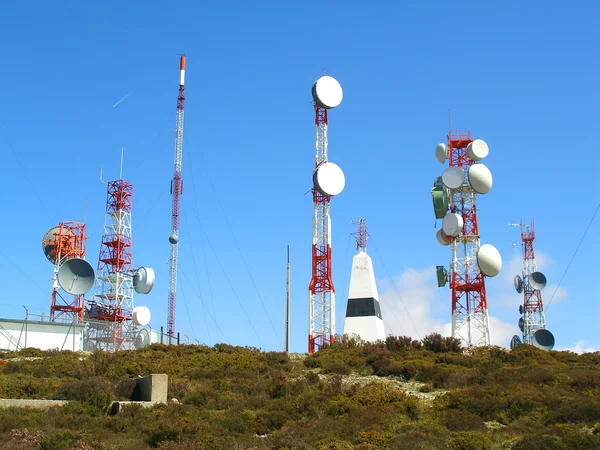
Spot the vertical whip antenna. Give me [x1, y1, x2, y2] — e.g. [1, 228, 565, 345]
[167, 55, 186, 344]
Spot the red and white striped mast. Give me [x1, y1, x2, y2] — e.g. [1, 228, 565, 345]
[308, 75, 345, 354]
[167, 56, 186, 344]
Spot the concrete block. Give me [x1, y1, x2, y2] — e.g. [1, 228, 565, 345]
[132, 374, 168, 403]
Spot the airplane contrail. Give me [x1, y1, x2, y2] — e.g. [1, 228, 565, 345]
[113, 89, 136, 108]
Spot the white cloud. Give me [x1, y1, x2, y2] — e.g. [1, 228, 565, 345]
[555, 340, 599, 354]
[377, 266, 516, 348]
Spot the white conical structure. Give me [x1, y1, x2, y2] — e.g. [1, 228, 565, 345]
[343, 251, 386, 343]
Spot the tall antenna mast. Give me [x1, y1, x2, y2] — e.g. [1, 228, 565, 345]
[351, 218, 369, 253]
[285, 245, 290, 354]
[167, 55, 186, 344]
[432, 133, 502, 347]
[308, 74, 345, 354]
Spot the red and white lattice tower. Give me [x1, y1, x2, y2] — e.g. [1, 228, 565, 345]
[434, 131, 501, 347]
[167, 56, 186, 345]
[88, 179, 135, 352]
[308, 75, 345, 354]
[511, 219, 552, 347]
[43, 222, 88, 323]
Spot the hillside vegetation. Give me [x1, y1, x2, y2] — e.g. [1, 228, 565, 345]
[0, 334, 599, 449]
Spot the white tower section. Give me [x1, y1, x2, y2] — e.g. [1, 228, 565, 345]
[344, 251, 386, 343]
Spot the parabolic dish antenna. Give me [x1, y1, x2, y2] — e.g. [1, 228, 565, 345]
[467, 163, 493, 194]
[519, 304, 524, 315]
[133, 267, 155, 295]
[169, 234, 179, 245]
[476, 244, 502, 277]
[435, 143, 447, 164]
[441, 166, 465, 190]
[57, 257, 95, 295]
[132, 305, 152, 326]
[514, 275, 523, 293]
[436, 229, 451, 246]
[313, 162, 345, 196]
[467, 139, 489, 161]
[442, 212, 464, 237]
[312, 76, 343, 109]
[42, 226, 75, 264]
[134, 329, 151, 349]
[510, 335, 522, 349]
[528, 271, 547, 291]
[532, 329, 555, 351]
[518, 317, 525, 332]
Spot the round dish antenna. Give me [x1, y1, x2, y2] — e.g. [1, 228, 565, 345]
[532, 329, 555, 351]
[42, 226, 75, 264]
[467, 139, 489, 161]
[133, 267, 155, 295]
[435, 143, 447, 164]
[312, 75, 343, 109]
[519, 304, 524, 315]
[313, 162, 345, 196]
[518, 317, 525, 332]
[510, 335, 522, 349]
[132, 305, 152, 326]
[442, 212, 464, 237]
[514, 275, 523, 293]
[441, 166, 464, 190]
[57, 257, 95, 295]
[134, 328, 151, 349]
[528, 271, 547, 291]
[169, 234, 179, 245]
[467, 163, 493, 194]
[436, 229, 451, 246]
[476, 244, 502, 277]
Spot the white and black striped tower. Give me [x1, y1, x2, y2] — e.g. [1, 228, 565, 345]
[343, 218, 385, 343]
[308, 75, 345, 354]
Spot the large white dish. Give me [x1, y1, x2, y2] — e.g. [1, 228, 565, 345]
[57, 257, 95, 295]
[477, 244, 502, 277]
[313, 162, 345, 196]
[468, 163, 493, 194]
[435, 143, 447, 164]
[467, 139, 489, 161]
[442, 166, 465, 189]
[442, 212, 464, 237]
[436, 229, 451, 246]
[312, 76, 343, 109]
[528, 271, 547, 290]
[134, 267, 155, 295]
[132, 306, 152, 326]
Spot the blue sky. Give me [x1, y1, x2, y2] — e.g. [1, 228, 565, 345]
[0, 1, 598, 353]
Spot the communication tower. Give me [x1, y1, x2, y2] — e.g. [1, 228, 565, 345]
[87, 158, 155, 352]
[308, 75, 345, 354]
[166, 56, 187, 344]
[509, 219, 554, 350]
[42, 222, 90, 323]
[432, 131, 502, 347]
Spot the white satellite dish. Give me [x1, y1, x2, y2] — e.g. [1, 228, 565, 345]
[514, 275, 523, 293]
[467, 139, 489, 161]
[467, 163, 493, 194]
[436, 229, 451, 246]
[312, 76, 343, 109]
[57, 257, 95, 295]
[532, 329, 555, 351]
[132, 306, 152, 326]
[441, 166, 464, 190]
[442, 212, 464, 237]
[134, 328, 151, 349]
[133, 267, 155, 294]
[435, 143, 447, 164]
[476, 244, 502, 277]
[528, 271, 547, 291]
[313, 162, 345, 196]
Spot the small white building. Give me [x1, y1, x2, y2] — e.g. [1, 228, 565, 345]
[343, 251, 386, 343]
[0, 317, 84, 352]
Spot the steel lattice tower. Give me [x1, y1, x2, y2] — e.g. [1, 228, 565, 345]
[88, 180, 135, 352]
[517, 219, 547, 344]
[447, 130, 491, 347]
[167, 56, 186, 345]
[46, 222, 88, 323]
[308, 105, 335, 354]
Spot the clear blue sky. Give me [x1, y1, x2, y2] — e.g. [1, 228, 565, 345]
[0, 1, 598, 353]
